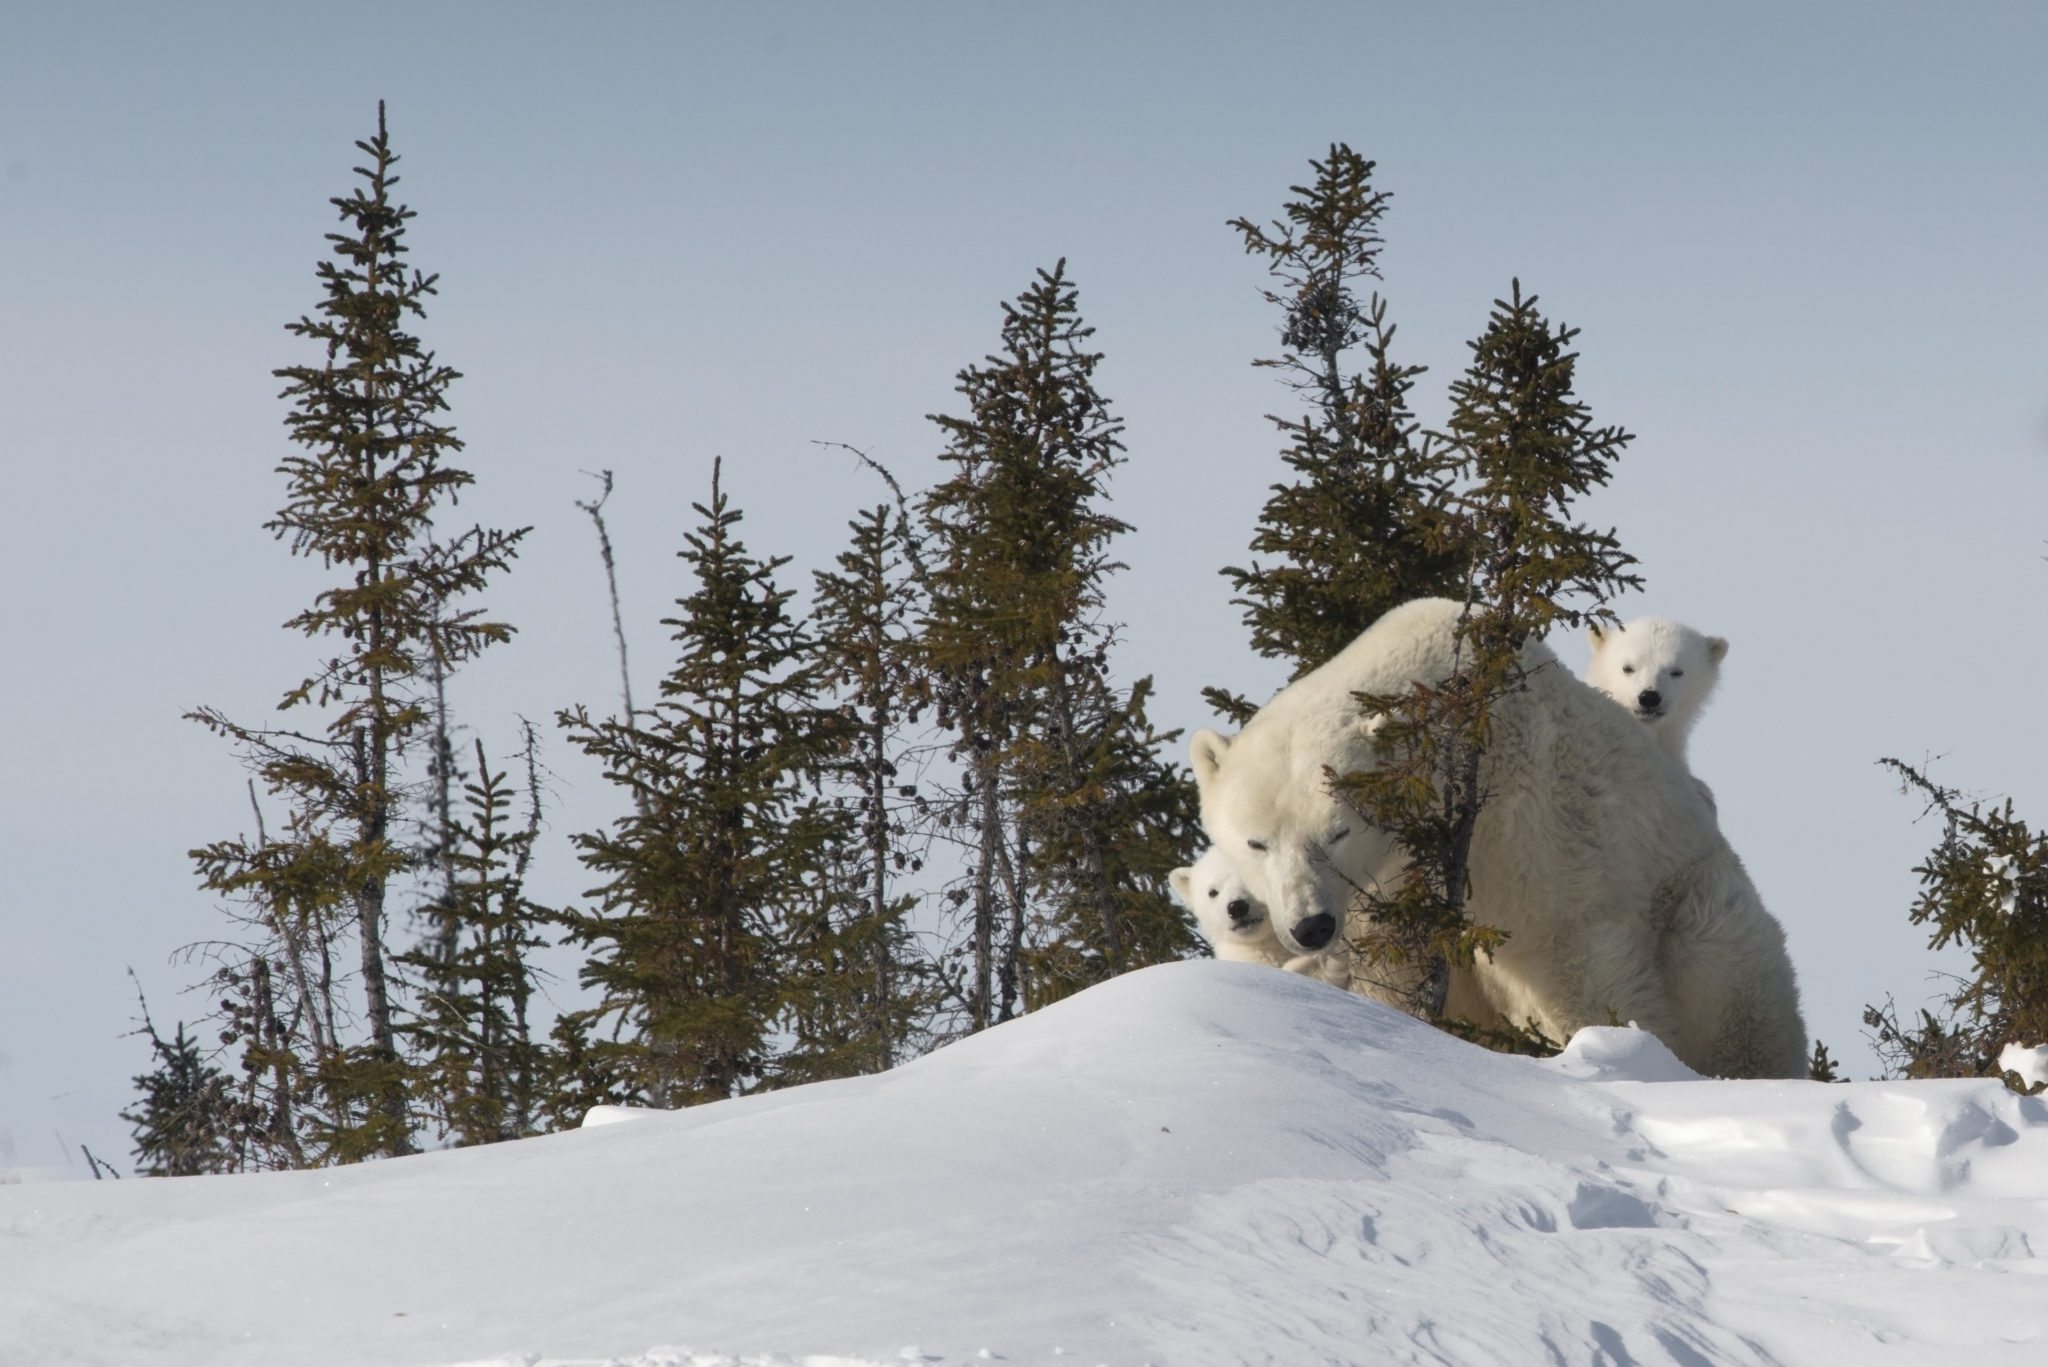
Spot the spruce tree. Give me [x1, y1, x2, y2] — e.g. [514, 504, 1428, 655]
[558, 459, 849, 1107]
[922, 262, 1200, 1021]
[1340, 282, 1639, 1027]
[1210, 145, 1464, 723]
[1011, 670, 1203, 1003]
[1441, 282, 1638, 665]
[397, 735, 555, 1144]
[187, 103, 527, 1162]
[780, 503, 938, 1079]
[123, 1016, 239, 1177]
[1864, 759, 2048, 1086]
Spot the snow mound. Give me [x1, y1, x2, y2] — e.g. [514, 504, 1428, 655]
[1539, 1022, 1704, 1082]
[580, 1104, 660, 1129]
[3, 961, 2046, 1365]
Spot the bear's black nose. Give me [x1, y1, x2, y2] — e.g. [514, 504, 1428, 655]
[1637, 689, 1662, 710]
[1226, 898, 1254, 925]
[1291, 912, 1336, 950]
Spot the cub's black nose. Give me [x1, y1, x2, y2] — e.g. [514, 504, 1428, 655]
[1291, 912, 1336, 950]
[1637, 689, 1662, 710]
[1226, 898, 1254, 925]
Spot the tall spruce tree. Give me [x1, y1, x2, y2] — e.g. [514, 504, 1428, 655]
[921, 262, 1200, 1023]
[1210, 145, 1465, 723]
[779, 502, 938, 1079]
[558, 459, 849, 1107]
[1341, 281, 1639, 1029]
[186, 103, 527, 1163]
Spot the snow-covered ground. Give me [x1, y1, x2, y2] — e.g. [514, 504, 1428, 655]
[3, 962, 2045, 1367]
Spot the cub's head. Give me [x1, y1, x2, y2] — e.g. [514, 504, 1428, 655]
[1169, 846, 1275, 955]
[1586, 616, 1727, 730]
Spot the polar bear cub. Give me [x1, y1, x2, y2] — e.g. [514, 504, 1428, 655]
[1585, 616, 1727, 767]
[1171, 846, 1288, 966]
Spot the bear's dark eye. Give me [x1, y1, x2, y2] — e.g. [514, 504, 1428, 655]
[1247, 839, 1268, 853]
[1621, 665, 1635, 675]
[1207, 888, 1219, 898]
[1671, 669, 1685, 677]
[1327, 826, 1350, 845]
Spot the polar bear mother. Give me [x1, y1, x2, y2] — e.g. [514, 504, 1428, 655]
[1191, 597, 1807, 1079]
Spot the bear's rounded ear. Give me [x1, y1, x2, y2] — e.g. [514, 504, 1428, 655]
[1587, 621, 1612, 651]
[1190, 729, 1231, 786]
[1168, 866, 1193, 903]
[1706, 636, 1730, 665]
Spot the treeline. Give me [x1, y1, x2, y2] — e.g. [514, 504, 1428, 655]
[124, 109, 2043, 1176]
[129, 106, 1202, 1173]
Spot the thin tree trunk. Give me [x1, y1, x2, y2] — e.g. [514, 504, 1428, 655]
[511, 723, 544, 1135]
[866, 703, 894, 1070]
[972, 755, 998, 1032]
[1319, 286, 1355, 456]
[247, 782, 333, 1056]
[251, 958, 307, 1170]
[712, 662, 747, 1101]
[429, 637, 458, 971]
[356, 512, 411, 1155]
[996, 827, 1026, 1020]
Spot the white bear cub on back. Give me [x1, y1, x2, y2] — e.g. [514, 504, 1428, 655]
[1585, 616, 1727, 767]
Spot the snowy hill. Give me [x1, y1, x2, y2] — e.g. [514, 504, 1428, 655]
[3, 962, 2046, 1367]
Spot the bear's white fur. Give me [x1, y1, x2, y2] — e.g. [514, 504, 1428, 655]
[1176, 744, 1501, 1025]
[1584, 616, 1726, 768]
[1170, 848, 1350, 987]
[1190, 597, 1807, 1079]
[1171, 846, 1290, 967]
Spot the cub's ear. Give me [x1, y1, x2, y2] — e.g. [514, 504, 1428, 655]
[1190, 729, 1231, 786]
[1706, 635, 1730, 665]
[1587, 621, 1612, 651]
[1168, 866, 1194, 903]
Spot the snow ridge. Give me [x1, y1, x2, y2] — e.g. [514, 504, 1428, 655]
[3, 962, 2045, 1365]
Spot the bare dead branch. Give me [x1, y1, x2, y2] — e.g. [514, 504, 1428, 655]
[575, 469, 637, 724]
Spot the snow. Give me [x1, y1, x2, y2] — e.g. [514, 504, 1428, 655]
[4, 961, 2046, 1366]
[2000, 1043, 2048, 1091]
[1987, 854, 2019, 918]
[577, 1105, 660, 1130]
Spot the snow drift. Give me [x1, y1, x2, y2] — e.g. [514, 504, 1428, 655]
[3, 961, 2045, 1366]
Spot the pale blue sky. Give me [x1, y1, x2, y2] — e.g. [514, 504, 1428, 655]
[4, 3, 2044, 1174]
